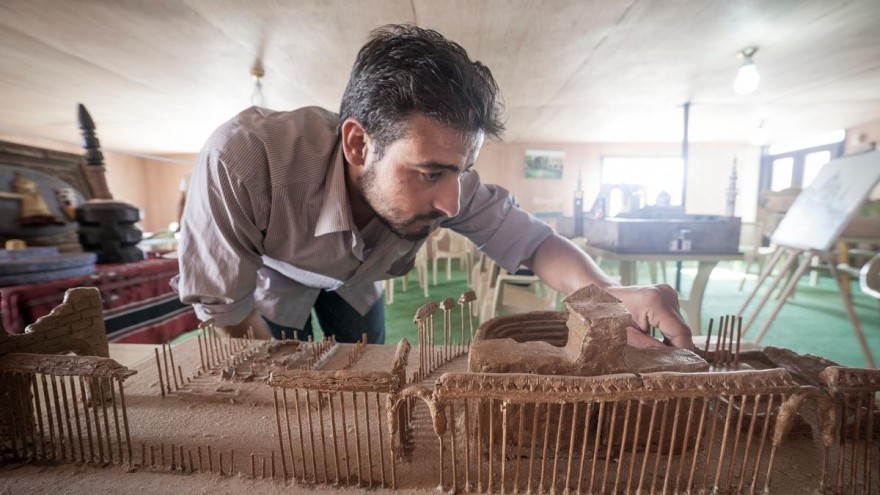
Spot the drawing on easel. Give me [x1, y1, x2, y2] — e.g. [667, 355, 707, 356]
[771, 151, 880, 251]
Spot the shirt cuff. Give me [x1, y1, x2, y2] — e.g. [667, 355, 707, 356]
[189, 294, 255, 328]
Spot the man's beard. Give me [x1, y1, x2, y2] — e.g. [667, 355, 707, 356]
[359, 166, 444, 242]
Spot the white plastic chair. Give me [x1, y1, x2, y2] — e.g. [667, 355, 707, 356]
[432, 229, 472, 285]
[385, 243, 430, 304]
[482, 265, 558, 323]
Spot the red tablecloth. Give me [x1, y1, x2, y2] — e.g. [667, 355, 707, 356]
[1, 257, 199, 344]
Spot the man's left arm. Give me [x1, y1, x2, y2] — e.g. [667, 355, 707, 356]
[527, 234, 695, 350]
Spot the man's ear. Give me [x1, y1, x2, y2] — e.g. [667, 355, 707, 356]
[341, 118, 369, 168]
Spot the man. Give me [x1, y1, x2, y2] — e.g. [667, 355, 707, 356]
[177, 24, 693, 350]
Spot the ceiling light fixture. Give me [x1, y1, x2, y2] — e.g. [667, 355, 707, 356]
[734, 47, 760, 95]
[250, 62, 265, 107]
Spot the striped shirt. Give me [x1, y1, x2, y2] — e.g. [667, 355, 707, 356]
[175, 106, 553, 328]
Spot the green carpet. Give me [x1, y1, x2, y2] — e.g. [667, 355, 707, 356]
[383, 259, 880, 369]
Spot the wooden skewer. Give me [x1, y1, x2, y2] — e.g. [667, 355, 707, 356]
[197, 335, 207, 371]
[613, 400, 633, 494]
[749, 394, 776, 494]
[636, 402, 658, 493]
[625, 401, 645, 494]
[686, 399, 711, 493]
[715, 315, 727, 367]
[362, 392, 374, 487]
[551, 402, 566, 494]
[352, 391, 363, 486]
[305, 390, 320, 482]
[703, 318, 714, 356]
[272, 389, 289, 479]
[38, 374, 57, 461]
[539, 401, 553, 493]
[48, 375, 67, 461]
[514, 402, 527, 491]
[526, 402, 540, 493]
[98, 379, 113, 463]
[601, 401, 621, 493]
[339, 391, 352, 482]
[463, 400, 472, 490]
[67, 376, 85, 463]
[735, 315, 743, 368]
[161, 344, 172, 394]
[649, 401, 672, 493]
[661, 398, 684, 494]
[109, 378, 123, 464]
[294, 389, 308, 480]
[167, 342, 179, 390]
[317, 392, 330, 483]
[154, 348, 165, 398]
[330, 392, 342, 483]
[673, 398, 697, 492]
[375, 393, 388, 486]
[282, 389, 298, 480]
[477, 399, 485, 492]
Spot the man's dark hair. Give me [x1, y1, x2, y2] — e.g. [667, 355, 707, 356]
[340, 24, 504, 157]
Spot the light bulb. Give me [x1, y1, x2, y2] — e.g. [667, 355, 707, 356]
[734, 59, 760, 95]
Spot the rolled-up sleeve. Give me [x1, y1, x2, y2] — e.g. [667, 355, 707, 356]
[442, 169, 553, 273]
[175, 126, 268, 326]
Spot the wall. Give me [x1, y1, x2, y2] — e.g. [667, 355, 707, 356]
[476, 141, 761, 222]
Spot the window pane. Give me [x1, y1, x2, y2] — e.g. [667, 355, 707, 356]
[771, 157, 794, 191]
[600, 157, 684, 211]
[802, 151, 831, 188]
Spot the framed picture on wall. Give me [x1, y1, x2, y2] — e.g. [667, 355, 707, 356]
[524, 149, 564, 179]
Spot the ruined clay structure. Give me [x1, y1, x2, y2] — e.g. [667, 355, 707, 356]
[0, 284, 878, 494]
[469, 285, 708, 375]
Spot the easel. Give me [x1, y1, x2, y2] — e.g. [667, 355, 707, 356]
[736, 150, 880, 367]
[737, 244, 876, 367]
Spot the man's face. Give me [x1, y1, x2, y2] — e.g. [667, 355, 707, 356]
[359, 114, 483, 241]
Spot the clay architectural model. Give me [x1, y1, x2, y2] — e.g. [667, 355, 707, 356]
[469, 284, 708, 376]
[0, 285, 878, 494]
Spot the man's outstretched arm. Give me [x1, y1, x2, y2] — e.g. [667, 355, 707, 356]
[527, 234, 694, 350]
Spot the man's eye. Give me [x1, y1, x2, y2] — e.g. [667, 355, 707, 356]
[423, 172, 442, 182]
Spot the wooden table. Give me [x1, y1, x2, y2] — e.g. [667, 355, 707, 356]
[584, 246, 742, 335]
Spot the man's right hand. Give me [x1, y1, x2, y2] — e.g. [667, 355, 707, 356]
[215, 309, 273, 339]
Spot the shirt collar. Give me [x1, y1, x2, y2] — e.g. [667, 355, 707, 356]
[314, 138, 352, 237]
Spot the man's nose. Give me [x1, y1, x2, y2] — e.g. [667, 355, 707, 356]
[433, 177, 461, 218]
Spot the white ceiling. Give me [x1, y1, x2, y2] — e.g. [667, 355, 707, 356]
[1, 0, 879, 155]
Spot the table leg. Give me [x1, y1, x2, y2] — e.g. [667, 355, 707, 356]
[677, 261, 718, 336]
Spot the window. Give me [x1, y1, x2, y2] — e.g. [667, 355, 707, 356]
[600, 156, 684, 216]
[759, 130, 844, 193]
